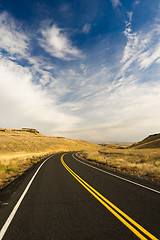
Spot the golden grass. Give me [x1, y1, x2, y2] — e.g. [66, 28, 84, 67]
[0, 154, 50, 188]
[130, 133, 160, 149]
[0, 130, 98, 155]
[0, 129, 99, 189]
[134, 139, 160, 149]
[77, 146, 160, 181]
[1, 128, 159, 188]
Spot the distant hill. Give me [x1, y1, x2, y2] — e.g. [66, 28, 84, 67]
[130, 133, 160, 149]
[0, 128, 99, 155]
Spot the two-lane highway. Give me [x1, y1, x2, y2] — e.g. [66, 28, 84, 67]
[0, 152, 159, 239]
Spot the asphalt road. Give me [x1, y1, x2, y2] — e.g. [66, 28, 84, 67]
[0, 152, 160, 240]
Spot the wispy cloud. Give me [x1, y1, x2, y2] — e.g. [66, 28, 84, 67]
[0, 11, 54, 87]
[59, 3, 70, 13]
[82, 23, 91, 34]
[39, 24, 82, 60]
[1, 7, 160, 143]
[110, 0, 121, 8]
[0, 54, 78, 134]
[0, 11, 79, 135]
[54, 66, 160, 142]
[134, 1, 140, 7]
[0, 11, 29, 57]
[49, 9, 160, 142]
[115, 11, 160, 85]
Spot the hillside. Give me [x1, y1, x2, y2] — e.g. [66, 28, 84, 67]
[0, 128, 99, 155]
[130, 133, 160, 149]
[0, 128, 99, 188]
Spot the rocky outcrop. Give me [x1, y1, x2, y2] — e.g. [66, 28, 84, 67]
[21, 128, 40, 134]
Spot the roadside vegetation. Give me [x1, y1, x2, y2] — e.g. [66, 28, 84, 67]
[77, 145, 160, 182]
[1, 128, 160, 189]
[0, 154, 50, 189]
[0, 128, 99, 189]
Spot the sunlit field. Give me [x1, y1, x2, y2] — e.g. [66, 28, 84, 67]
[1, 128, 160, 189]
[0, 128, 99, 188]
[77, 145, 160, 182]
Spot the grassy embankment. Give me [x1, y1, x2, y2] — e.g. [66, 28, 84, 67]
[77, 139, 160, 182]
[0, 128, 99, 189]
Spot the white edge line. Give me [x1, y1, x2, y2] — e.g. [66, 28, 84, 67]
[0, 154, 54, 240]
[72, 153, 160, 194]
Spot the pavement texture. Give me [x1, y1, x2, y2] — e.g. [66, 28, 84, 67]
[0, 152, 159, 240]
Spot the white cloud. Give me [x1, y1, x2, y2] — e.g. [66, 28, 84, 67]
[1, 10, 160, 143]
[82, 23, 91, 34]
[115, 13, 160, 84]
[0, 11, 29, 57]
[134, 1, 140, 6]
[127, 12, 133, 22]
[48, 30, 160, 142]
[39, 24, 82, 60]
[156, 58, 160, 64]
[80, 64, 87, 75]
[137, 27, 160, 70]
[110, 0, 121, 8]
[54, 76, 160, 142]
[0, 54, 78, 135]
[0, 11, 54, 88]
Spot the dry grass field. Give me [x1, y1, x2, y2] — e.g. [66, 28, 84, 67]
[1, 128, 160, 189]
[130, 133, 160, 149]
[77, 145, 160, 182]
[0, 128, 99, 188]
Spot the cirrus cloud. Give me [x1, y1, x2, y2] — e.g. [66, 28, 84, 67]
[110, 0, 121, 8]
[0, 11, 29, 57]
[0, 54, 79, 134]
[39, 24, 82, 60]
[82, 23, 91, 34]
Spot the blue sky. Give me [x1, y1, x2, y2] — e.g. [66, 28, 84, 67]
[0, 0, 160, 142]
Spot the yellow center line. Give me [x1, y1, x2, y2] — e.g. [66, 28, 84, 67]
[61, 153, 158, 240]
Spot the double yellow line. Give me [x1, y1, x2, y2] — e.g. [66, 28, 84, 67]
[61, 154, 158, 240]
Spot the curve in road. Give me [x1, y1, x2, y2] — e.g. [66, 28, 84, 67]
[0, 152, 159, 239]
